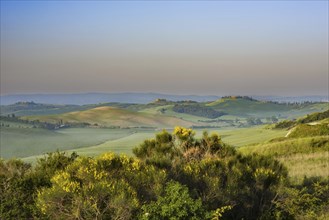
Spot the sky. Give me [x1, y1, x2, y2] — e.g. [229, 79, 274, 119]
[1, 1, 328, 96]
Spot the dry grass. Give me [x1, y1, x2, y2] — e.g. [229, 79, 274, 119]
[278, 151, 329, 183]
[238, 136, 329, 183]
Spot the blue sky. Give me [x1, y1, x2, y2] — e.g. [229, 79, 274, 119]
[1, 1, 328, 96]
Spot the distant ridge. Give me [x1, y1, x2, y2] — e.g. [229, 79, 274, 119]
[253, 95, 328, 103]
[0, 93, 220, 105]
[1, 93, 327, 105]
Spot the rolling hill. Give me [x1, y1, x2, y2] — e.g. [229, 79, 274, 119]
[239, 110, 329, 182]
[206, 96, 328, 118]
[4, 96, 327, 130]
[22, 106, 195, 128]
[0, 92, 220, 105]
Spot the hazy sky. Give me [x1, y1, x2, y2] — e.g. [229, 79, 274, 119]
[1, 1, 328, 96]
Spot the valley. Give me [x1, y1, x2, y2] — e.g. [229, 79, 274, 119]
[1, 96, 327, 163]
[1, 96, 328, 219]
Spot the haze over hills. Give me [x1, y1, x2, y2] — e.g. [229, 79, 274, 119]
[2, 96, 326, 132]
[1, 92, 328, 105]
[0, 93, 220, 105]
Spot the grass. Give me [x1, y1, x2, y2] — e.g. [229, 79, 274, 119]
[278, 151, 329, 182]
[238, 136, 329, 156]
[0, 127, 143, 159]
[206, 97, 329, 119]
[213, 126, 287, 146]
[288, 123, 329, 138]
[238, 135, 329, 183]
[23, 106, 194, 128]
[0, 124, 287, 163]
[65, 132, 156, 157]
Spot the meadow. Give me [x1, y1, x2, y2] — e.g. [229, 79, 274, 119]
[238, 135, 329, 183]
[1, 97, 328, 168]
[1, 124, 287, 163]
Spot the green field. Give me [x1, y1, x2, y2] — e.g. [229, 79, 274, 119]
[239, 135, 329, 182]
[0, 125, 287, 163]
[1, 98, 328, 165]
[22, 106, 194, 128]
[1, 127, 146, 159]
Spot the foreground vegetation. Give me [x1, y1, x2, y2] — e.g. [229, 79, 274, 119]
[1, 127, 329, 219]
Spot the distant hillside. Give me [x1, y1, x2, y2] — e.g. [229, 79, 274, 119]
[298, 109, 329, 123]
[253, 95, 328, 103]
[0, 101, 140, 116]
[2, 93, 327, 105]
[207, 96, 293, 115]
[22, 106, 194, 128]
[0, 93, 220, 105]
[206, 96, 329, 117]
[287, 124, 329, 138]
[172, 104, 226, 119]
[0, 101, 89, 116]
[274, 109, 329, 129]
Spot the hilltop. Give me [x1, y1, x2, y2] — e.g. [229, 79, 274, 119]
[0, 93, 220, 105]
[22, 106, 194, 128]
[2, 96, 328, 129]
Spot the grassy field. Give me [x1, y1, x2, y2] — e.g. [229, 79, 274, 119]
[65, 132, 156, 156]
[206, 97, 329, 118]
[213, 126, 287, 146]
[5, 126, 286, 162]
[239, 135, 329, 183]
[139, 105, 210, 124]
[0, 127, 146, 159]
[23, 106, 194, 128]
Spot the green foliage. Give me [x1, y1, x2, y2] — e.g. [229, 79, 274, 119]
[288, 124, 329, 138]
[172, 104, 226, 119]
[246, 117, 263, 125]
[133, 130, 179, 168]
[0, 152, 77, 219]
[140, 181, 204, 220]
[133, 127, 235, 167]
[274, 120, 296, 129]
[178, 154, 287, 219]
[2, 127, 328, 219]
[134, 127, 285, 219]
[273, 178, 329, 219]
[36, 153, 167, 219]
[211, 206, 233, 220]
[298, 109, 329, 124]
[0, 159, 35, 219]
[37, 155, 137, 219]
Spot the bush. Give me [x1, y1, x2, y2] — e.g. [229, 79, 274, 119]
[172, 104, 226, 119]
[140, 181, 205, 220]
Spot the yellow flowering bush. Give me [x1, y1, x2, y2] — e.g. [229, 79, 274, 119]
[36, 154, 140, 219]
[173, 126, 195, 141]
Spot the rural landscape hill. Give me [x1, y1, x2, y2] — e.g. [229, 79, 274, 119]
[1, 96, 328, 160]
[0, 92, 220, 105]
[239, 110, 329, 182]
[1, 96, 329, 219]
[23, 106, 194, 128]
[1, 92, 327, 105]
